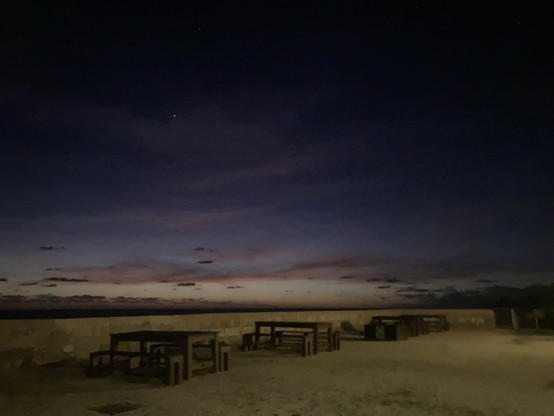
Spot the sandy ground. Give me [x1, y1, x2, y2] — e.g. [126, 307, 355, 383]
[1, 329, 553, 416]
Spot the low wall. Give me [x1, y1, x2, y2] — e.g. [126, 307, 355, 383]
[0, 309, 494, 368]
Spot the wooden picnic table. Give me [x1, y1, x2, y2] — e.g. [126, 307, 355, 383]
[412, 314, 449, 332]
[109, 330, 219, 380]
[254, 321, 335, 354]
[371, 314, 449, 335]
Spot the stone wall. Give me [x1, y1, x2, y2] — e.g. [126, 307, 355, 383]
[0, 308, 494, 368]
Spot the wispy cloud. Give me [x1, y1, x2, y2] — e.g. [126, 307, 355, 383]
[183, 155, 312, 191]
[60, 262, 200, 284]
[42, 277, 90, 283]
[29, 206, 256, 231]
[282, 255, 381, 273]
[476, 278, 497, 284]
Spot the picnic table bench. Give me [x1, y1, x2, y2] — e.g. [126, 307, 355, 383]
[417, 314, 449, 332]
[242, 321, 340, 355]
[88, 330, 226, 385]
[365, 314, 450, 340]
[89, 348, 185, 385]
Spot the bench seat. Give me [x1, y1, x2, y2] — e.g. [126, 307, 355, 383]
[88, 349, 184, 386]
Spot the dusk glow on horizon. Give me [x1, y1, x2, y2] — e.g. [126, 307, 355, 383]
[1, 2, 552, 312]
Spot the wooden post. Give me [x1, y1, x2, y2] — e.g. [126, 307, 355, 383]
[255, 322, 261, 345]
[139, 341, 147, 366]
[211, 334, 220, 373]
[109, 336, 117, 370]
[313, 325, 319, 354]
[219, 345, 231, 371]
[165, 354, 184, 386]
[333, 330, 341, 351]
[302, 334, 312, 357]
[510, 309, 519, 330]
[183, 337, 193, 381]
[242, 333, 254, 351]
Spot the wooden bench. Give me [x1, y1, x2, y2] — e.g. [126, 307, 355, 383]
[271, 331, 313, 356]
[150, 341, 231, 372]
[242, 331, 313, 356]
[88, 350, 184, 386]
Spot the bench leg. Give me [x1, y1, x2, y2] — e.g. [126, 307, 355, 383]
[88, 352, 113, 377]
[129, 356, 141, 369]
[333, 330, 341, 351]
[183, 338, 193, 381]
[242, 333, 255, 351]
[219, 346, 231, 371]
[165, 355, 184, 386]
[302, 335, 312, 357]
[89, 354, 105, 377]
[271, 332, 283, 347]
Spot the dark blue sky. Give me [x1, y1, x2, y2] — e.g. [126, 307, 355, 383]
[0, 1, 552, 309]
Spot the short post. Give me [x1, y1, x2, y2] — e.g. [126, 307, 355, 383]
[89, 352, 105, 377]
[183, 337, 193, 381]
[128, 356, 141, 369]
[219, 345, 231, 371]
[271, 331, 283, 347]
[211, 336, 220, 374]
[242, 333, 255, 351]
[333, 330, 341, 351]
[302, 333, 312, 357]
[165, 354, 184, 386]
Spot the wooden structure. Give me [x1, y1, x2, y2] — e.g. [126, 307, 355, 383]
[365, 314, 449, 340]
[89, 348, 185, 385]
[89, 330, 221, 385]
[417, 314, 449, 332]
[364, 321, 409, 341]
[242, 321, 338, 355]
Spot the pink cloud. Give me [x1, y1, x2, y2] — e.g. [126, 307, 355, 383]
[26, 206, 256, 231]
[61, 262, 200, 284]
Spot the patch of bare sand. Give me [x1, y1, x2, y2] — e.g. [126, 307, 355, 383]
[1, 330, 553, 415]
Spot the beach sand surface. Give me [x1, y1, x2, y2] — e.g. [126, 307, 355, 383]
[1, 329, 553, 415]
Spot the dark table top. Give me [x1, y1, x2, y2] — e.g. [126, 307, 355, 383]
[255, 321, 333, 329]
[110, 330, 219, 342]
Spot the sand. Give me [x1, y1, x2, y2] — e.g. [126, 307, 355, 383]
[1, 329, 553, 416]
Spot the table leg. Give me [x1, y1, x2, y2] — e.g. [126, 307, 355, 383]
[255, 322, 261, 345]
[211, 334, 220, 373]
[109, 337, 117, 370]
[183, 338, 193, 381]
[140, 341, 146, 366]
[313, 327, 319, 354]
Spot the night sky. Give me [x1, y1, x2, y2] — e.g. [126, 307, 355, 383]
[1, 1, 552, 310]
